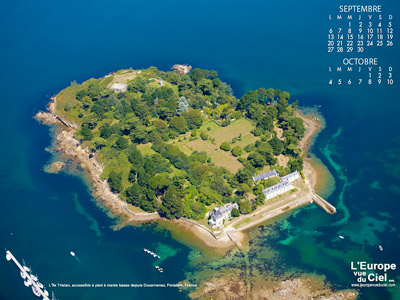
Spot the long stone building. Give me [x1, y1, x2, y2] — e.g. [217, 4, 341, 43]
[252, 169, 279, 182]
[280, 170, 299, 182]
[262, 171, 300, 200]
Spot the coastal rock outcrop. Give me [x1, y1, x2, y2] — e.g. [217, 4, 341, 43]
[172, 64, 192, 74]
[35, 111, 58, 125]
[47, 161, 66, 173]
[35, 111, 79, 129]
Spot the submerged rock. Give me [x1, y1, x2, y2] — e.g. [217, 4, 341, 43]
[47, 161, 66, 173]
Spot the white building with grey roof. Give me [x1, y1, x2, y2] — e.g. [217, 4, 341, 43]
[209, 203, 239, 228]
[262, 181, 293, 200]
[261, 171, 300, 200]
[252, 169, 279, 182]
[280, 171, 299, 183]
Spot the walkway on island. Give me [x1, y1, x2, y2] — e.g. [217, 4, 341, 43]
[311, 190, 336, 214]
[225, 194, 312, 233]
[225, 230, 244, 251]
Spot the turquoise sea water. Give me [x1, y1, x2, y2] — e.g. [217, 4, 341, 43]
[0, 0, 399, 299]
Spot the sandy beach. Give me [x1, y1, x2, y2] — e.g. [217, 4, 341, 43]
[297, 112, 325, 190]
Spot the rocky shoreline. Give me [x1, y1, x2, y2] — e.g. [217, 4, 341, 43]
[35, 97, 160, 223]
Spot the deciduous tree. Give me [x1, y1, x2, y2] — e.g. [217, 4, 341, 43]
[220, 142, 231, 151]
[169, 116, 188, 134]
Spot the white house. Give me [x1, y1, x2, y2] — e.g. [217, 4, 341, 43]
[252, 169, 279, 182]
[209, 203, 238, 228]
[280, 171, 300, 183]
[262, 181, 293, 200]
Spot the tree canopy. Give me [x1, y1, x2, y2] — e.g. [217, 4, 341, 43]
[59, 66, 306, 222]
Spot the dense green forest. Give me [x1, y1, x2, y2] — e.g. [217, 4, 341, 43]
[57, 67, 306, 220]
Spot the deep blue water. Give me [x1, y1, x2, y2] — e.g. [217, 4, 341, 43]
[0, 0, 399, 299]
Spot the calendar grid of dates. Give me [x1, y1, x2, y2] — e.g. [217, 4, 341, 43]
[328, 5, 394, 85]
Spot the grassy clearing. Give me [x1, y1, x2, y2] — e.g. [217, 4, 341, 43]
[177, 137, 243, 172]
[276, 154, 289, 167]
[200, 121, 220, 132]
[233, 133, 257, 149]
[99, 75, 114, 88]
[205, 118, 256, 146]
[109, 69, 137, 85]
[137, 143, 156, 156]
[274, 121, 283, 139]
[175, 118, 257, 173]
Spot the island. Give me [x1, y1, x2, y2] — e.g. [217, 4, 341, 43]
[35, 66, 358, 300]
[36, 66, 334, 250]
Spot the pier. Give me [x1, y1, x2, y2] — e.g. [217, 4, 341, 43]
[311, 191, 336, 214]
[225, 230, 244, 251]
[5, 250, 50, 300]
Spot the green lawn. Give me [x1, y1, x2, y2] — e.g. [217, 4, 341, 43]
[137, 143, 156, 156]
[175, 118, 257, 173]
[200, 121, 220, 132]
[204, 118, 256, 146]
[99, 75, 114, 88]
